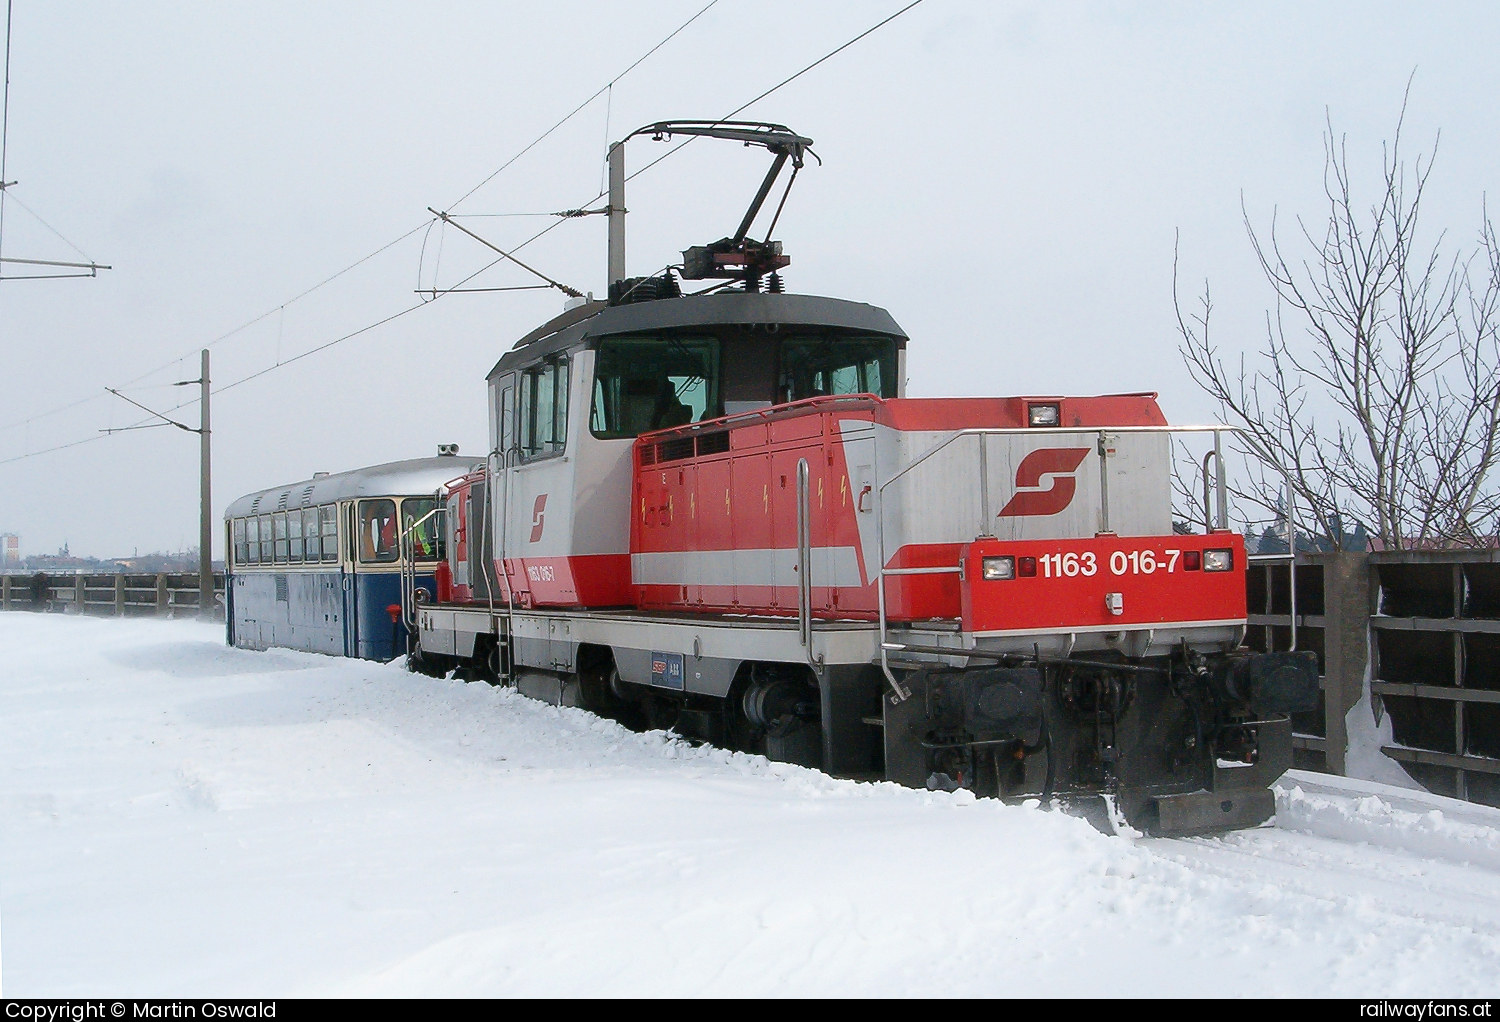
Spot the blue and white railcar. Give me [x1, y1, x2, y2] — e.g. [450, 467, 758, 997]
[224, 452, 481, 660]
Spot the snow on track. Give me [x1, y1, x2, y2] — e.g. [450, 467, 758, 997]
[1, 615, 1498, 997]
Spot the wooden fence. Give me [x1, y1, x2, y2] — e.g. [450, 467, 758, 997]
[0, 571, 225, 619]
[1248, 550, 1500, 807]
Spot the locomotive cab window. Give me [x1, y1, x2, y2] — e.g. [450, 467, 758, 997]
[233, 519, 248, 565]
[403, 498, 443, 561]
[519, 356, 568, 461]
[590, 335, 720, 439]
[358, 499, 399, 564]
[779, 335, 897, 403]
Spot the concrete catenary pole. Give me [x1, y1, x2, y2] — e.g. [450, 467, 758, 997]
[607, 141, 626, 290]
[199, 349, 212, 618]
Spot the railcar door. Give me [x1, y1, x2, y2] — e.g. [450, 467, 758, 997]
[340, 500, 358, 656]
[353, 496, 403, 659]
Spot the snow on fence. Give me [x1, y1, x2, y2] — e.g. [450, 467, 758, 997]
[0, 571, 225, 620]
[1249, 550, 1500, 808]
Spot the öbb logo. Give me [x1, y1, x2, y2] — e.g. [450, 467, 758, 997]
[998, 448, 1090, 517]
[529, 494, 547, 543]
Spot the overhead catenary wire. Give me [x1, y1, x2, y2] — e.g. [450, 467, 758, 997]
[2, 188, 97, 263]
[0, 219, 432, 433]
[0, 4, 723, 436]
[1, 0, 926, 468]
[623, 0, 926, 186]
[444, 0, 720, 212]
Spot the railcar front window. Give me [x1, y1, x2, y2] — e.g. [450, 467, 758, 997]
[778, 335, 897, 403]
[233, 519, 248, 565]
[358, 499, 399, 564]
[247, 517, 261, 564]
[590, 335, 720, 438]
[402, 498, 443, 561]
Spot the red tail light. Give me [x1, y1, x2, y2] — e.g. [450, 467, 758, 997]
[1183, 550, 1201, 571]
[1017, 556, 1037, 577]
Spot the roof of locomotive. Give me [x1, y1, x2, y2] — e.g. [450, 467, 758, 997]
[224, 456, 484, 519]
[487, 292, 908, 379]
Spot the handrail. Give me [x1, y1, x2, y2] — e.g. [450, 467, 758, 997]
[493, 446, 520, 682]
[397, 506, 444, 633]
[639, 392, 880, 443]
[872, 424, 1241, 703]
[795, 458, 823, 670]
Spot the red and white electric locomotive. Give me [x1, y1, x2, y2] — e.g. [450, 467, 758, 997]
[412, 122, 1318, 835]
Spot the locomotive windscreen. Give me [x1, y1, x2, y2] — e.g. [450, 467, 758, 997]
[590, 335, 721, 438]
[778, 334, 897, 403]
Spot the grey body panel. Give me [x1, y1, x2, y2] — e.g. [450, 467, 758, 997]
[487, 292, 908, 379]
[225, 457, 482, 519]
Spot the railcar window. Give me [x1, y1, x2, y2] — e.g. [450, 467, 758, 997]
[233, 519, 248, 565]
[273, 512, 290, 563]
[778, 335, 897, 403]
[302, 508, 320, 561]
[320, 505, 338, 563]
[403, 498, 443, 561]
[590, 335, 720, 439]
[288, 509, 304, 562]
[519, 357, 569, 460]
[259, 515, 273, 565]
[246, 517, 261, 564]
[358, 499, 399, 564]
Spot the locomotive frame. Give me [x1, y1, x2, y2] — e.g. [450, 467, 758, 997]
[227, 119, 1318, 836]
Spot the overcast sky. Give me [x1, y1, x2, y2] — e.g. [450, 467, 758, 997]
[1, 1, 1496, 559]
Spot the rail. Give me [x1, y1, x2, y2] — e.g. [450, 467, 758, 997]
[872, 424, 1238, 703]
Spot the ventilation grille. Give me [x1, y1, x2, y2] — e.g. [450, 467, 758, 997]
[300, 484, 316, 507]
[275, 574, 289, 603]
[656, 437, 695, 463]
[696, 432, 730, 456]
[276, 491, 290, 511]
[638, 445, 656, 467]
[250, 496, 262, 514]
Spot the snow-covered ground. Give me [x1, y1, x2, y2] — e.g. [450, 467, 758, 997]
[2, 615, 1498, 997]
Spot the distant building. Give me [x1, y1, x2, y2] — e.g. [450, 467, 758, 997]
[1, 533, 18, 566]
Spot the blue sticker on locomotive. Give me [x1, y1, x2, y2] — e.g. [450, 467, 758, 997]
[650, 651, 685, 690]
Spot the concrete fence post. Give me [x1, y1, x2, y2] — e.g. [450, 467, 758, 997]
[156, 574, 168, 616]
[1320, 551, 1372, 775]
[75, 575, 86, 615]
[2, 574, 10, 611]
[115, 574, 126, 616]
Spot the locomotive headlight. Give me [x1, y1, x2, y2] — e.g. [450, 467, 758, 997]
[981, 556, 1016, 580]
[1203, 548, 1234, 572]
[1027, 403, 1061, 428]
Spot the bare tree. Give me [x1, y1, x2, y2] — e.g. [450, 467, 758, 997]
[1176, 94, 1500, 550]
